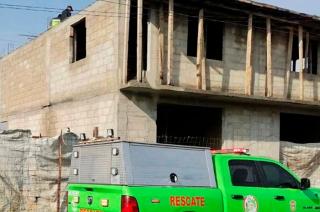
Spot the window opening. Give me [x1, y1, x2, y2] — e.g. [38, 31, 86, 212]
[187, 16, 198, 57]
[157, 104, 222, 148]
[127, 0, 137, 81]
[187, 16, 224, 60]
[280, 113, 320, 143]
[291, 36, 318, 75]
[308, 40, 318, 75]
[72, 19, 86, 62]
[127, 0, 149, 81]
[205, 21, 223, 60]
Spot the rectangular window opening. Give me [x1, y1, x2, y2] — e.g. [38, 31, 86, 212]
[127, 0, 137, 81]
[72, 18, 86, 62]
[127, 0, 149, 81]
[205, 21, 223, 60]
[309, 40, 318, 75]
[157, 104, 222, 148]
[187, 16, 198, 57]
[291, 35, 318, 75]
[280, 113, 320, 143]
[187, 16, 224, 61]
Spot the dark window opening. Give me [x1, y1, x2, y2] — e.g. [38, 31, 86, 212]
[280, 113, 320, 143]
[187, 17, 198, 57]
[127, 0, 148, 81]
[205, 21, 223, 60]
[127, 1, 137, 81]
[157, 104, 222, 148]
[259, 161, 299, 189]
[291, 36, 299, 72]
[291, 36, 318, 75]
[187, 17, 224, 60]
[229, 160, 261, 187]
[309, 40, 318, 75]
[72, 19, 86, 62]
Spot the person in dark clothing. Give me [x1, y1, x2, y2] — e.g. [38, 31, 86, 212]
[59, 5, 73, 21]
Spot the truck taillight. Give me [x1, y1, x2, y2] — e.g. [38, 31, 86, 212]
[121, 196, 139, 212]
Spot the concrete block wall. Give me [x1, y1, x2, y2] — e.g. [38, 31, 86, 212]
[222, 106, 280, 160]
[117, 93, 157, 142]
[7, 93, 118, 137]
[0, 1, 120, 136]
[0, 35, 49, 119]
[146, 9, 320, 102]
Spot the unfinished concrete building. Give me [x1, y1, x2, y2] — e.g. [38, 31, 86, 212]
[1, 0, 320, 160]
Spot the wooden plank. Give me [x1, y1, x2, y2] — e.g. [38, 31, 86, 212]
[305, 32, 309, 73]
[196, 9, 204, 90]
[122, 0, 131, 84]
[299, 25, 304, 100]
[137, 0, 143, 82]
[167, 0, 174, 85]
[266, 18, 272, 97]
[201, 42, 207, 90]
[245, 14, 253, 95]
[285, 28, 293, 98]
[159, 5, 164, 84]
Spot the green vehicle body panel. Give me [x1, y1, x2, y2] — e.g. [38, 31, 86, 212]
[67, 185, 223, 212]
[68, 154, 320, 212]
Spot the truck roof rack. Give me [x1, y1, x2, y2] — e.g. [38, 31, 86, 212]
[211, 148, 249, 155]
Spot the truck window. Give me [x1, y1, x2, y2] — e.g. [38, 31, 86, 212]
[259, 161, 299, 189]
[229, 160, 261, 187]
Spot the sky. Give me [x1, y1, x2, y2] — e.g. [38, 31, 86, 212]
[0, 0, 320, 57]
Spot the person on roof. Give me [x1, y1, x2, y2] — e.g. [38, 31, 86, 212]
[59, 5, 73, 21]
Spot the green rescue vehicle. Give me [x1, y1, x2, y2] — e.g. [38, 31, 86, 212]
[67, 141, 320, 212]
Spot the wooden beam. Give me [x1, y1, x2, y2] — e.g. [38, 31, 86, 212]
[159, 5, 164, 84]
[299, 25, 304, 100]
[122, 0, 131, 84]
[167, 0, 174, 85]
[201, 41, 207, 90]
[305, 32, 310, 73]
[137, 0, 143, 82]
[266, 18, 272, 97]
[285, 28, 293, 98]
[196, 9, 205, 90]
[245, 14, 253, 95]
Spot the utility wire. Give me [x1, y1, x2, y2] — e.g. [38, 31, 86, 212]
[1, 1, 320, 39]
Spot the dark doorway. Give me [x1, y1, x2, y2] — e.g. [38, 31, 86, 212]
[280, 113, 320, 143]
[157, 104, 222, 148]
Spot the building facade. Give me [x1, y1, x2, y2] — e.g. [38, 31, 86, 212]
[1, 0, 320, 159]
